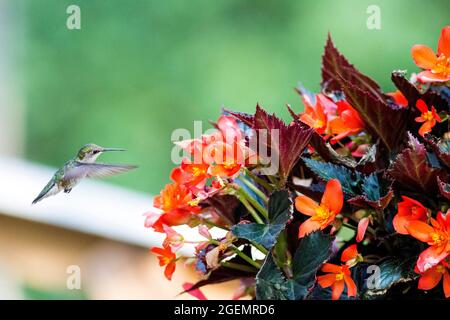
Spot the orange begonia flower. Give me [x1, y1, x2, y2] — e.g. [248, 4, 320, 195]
[328, 100, 364, 144]
[393, 196, 428, 235]
[387, 90, 408, 108]
[356, 217, 370, 243]
[152, 183, 201, 232]
[414, 99, 441, 137]
[406, 212, 450, 272]
[416, 260, 450, 298]
[151, 244, 177, 280]
[341, 244, 363, 267]
[299, 94, 330, 134]
[317, 244, 361, 300]
[295, 179, 343, 238]
[317, 263, 357, 300]
[411, 26, 450, 83]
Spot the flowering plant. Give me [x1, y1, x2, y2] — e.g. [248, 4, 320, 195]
[146, 27, 450, 300]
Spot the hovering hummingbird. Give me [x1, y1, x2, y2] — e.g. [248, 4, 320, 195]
[32, 143, 137, 204]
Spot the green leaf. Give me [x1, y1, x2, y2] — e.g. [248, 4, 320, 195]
[302, 157, 362, 195]
[231, 190, 292, 250]
[361, 256, 418, 299]
[291, 231, 334, 288]
[256, 231, 334, 300]
[256, 253, 307, 300]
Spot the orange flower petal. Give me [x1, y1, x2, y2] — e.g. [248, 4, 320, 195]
[418, 120, 434, 137]
[321, 263, 342, 273]
[317, 273, 336, 288]
[295, 196, 319, 216]
[331, 280, 345, 300]
[298, 218, 322, 238]
[411, 45, 437, 69]
[416, 244, 448, 273]
[416, 99, 429, 113]
[405, 220, 434, 243]
[164, 261, 176, 280]
[418, 267, 443, 290]
[321, 179, 343, 214]
[437, 26, 450, 57]
[341, 244, 359, 263]
[356, 217, 370, 242]
[344, 274, 358, 297]
[393, 213, 415, 235]
[444, 270, 450, 298]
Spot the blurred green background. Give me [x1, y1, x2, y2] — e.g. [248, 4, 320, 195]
[19, 0, 449, 194]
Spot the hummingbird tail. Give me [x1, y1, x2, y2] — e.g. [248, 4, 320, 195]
[32, 181, 58, 205]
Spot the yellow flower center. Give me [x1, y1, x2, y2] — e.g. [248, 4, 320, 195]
[422, 111, 434, 121]
[313, 205, 333, 224]
[191, 166, 205, 177]
[314, 119, 325, 129]
[335, 273, 344, 281]
[430, 232, 444, 245]
[432, 54, 450, 77]
[436, 265, 445, 274]
[223, 162, 238, 170]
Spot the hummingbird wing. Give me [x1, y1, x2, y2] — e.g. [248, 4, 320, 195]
[64, 162, 138, 180]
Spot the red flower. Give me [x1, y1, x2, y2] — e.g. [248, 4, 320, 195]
[317, 244, 361, 300]
[417, 260, 450, 298]
[328, 100, 364, 144]
[152, 183, 200, 232]
[299, 94, 329, 134]
[414, 99, 441, 137]
[316, 264, 357, 300]
[393, 196, 428, 235]
[295, 179, 343, 238]
[406, 212, 450, 272]
[151, 244, 177, 280]
[411, 26, 450, 83]
[387, 90, 408, 108]
[356, 217, 370, 243]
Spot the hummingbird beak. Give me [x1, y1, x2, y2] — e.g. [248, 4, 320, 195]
[101, 147, 126, 152]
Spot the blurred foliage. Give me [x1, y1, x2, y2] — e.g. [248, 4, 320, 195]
[20, 0, 449, 193]
[22, 283, 87, 300]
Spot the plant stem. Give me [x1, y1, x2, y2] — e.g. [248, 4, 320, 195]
[237, 192, 264, 224]
[210, 239, 261, 269]
[221, 261, 258, 273]
[239, 176, 269, 205]
[202, 219, 229, 231]
[244, 167, 274, 192]
[250, 241, 269, 255]
[229, 245, 262, 269]
[238, 187, 269, 220]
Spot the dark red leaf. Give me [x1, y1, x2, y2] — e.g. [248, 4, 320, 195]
[340, 76, 408, 151]
[321, 34, 386, 102]
[387, 133, 442, 194]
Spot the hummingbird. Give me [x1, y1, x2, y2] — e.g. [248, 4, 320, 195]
[32, 143, 137, 204]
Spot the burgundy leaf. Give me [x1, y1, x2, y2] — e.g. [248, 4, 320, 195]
[340, 76, 408, 151]
[252, 105, 313, 185]
[321, 34, 386, 102]
[348, 188, 394, 210]
[387, 133, 442, 194]
[200, 194, 241, 225]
